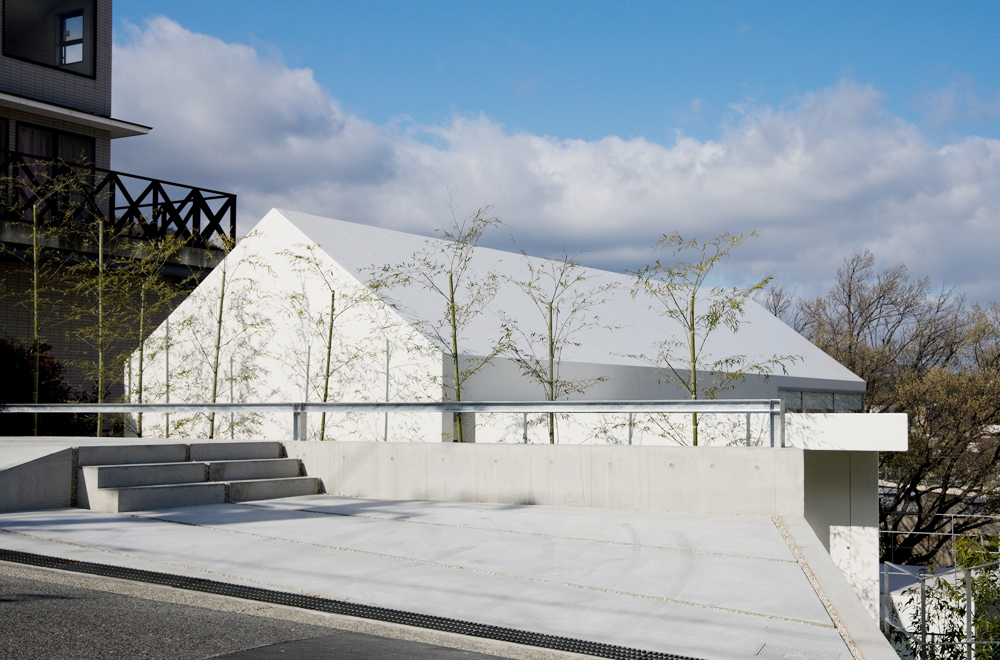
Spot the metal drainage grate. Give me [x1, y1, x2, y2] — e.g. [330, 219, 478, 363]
[0, 548, 702, 660]
[756, 642, 843, 659]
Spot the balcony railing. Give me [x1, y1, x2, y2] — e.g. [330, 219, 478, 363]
[0, 150, 236, 248]
[0, 399, 787, 445]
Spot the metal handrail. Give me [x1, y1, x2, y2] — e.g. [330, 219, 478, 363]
[1, 399, 785, 445]
[882, 559, 1000, 657]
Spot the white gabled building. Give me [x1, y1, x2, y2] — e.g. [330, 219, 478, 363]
[131, 207, 868, 444]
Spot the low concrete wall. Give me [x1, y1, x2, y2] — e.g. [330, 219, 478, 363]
[0, 448, 73, 512]
[285, 442, 806, 517]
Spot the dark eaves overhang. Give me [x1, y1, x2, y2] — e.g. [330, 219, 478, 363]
[0, 91, 151, 138]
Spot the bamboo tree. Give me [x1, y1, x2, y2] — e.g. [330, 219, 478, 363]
[3, 157, 190, 437]
[279, 243, 372, 441]
[123, 234, 192, 436]
[207, 256, 227, 439]
[97, 217, 105, 433]
[0, 162, 92, 434]
[632, 232, 794, 445]
[368, 205, 504, 442]
[320, 290, 335, 439]
[1, 159, 106, 434]
[165, 233, 273, 439]
[63, 214, 129, 436]
[501, 252, 619, 443]
[32, 205, 40, 434]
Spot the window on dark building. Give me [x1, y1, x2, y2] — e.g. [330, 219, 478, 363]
[17, 124, 93, 165]
[15, 124, 95, 217]
[4, 0, 96, 76]
[60, 11, 85, 65]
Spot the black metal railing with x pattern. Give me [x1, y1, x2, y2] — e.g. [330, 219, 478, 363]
[0, 150, 236, 248]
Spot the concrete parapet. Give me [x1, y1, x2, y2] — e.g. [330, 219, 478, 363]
[786, 412, 908, 452]
[0, 448, 73, 512]
[283, 442, 806, 517]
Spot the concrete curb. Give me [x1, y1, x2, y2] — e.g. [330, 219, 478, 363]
[777, 517, 899, 660]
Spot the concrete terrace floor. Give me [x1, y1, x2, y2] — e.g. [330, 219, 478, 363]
[0, 493, 858, 660]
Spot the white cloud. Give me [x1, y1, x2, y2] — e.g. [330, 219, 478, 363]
[113, 18, 1000, 303]
[918, 76, 1000, 126]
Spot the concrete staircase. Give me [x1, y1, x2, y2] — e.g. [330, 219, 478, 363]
[76, 442, 321, 513]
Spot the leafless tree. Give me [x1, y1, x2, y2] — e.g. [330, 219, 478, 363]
[795, 251, 1000, 565]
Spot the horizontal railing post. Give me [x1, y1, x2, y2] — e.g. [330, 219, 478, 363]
[292, 403, 307, 441]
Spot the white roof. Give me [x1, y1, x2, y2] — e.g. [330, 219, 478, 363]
[260, 208, 864, 387]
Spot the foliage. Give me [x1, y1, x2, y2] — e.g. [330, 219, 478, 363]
[896, 535, 1000, 659]
[782, 251, 1000, 565]
[164, 233, 274, 439]
[119, 234, 196, 436]
[0, 160, 97, 432]
[0, 337, 93, 435]
[1, 158, 198, 436]
[368, 204, 505, 442]
[797, 251, 966, 410]
[631, 231, 794, 446]
[501, 251, 618, 443]
[279, 243, 380, 440]
[60, 210, 133, 434]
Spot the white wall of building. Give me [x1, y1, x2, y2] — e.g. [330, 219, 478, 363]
[804, 450, 881, 618]
[129, 213, 444, 442]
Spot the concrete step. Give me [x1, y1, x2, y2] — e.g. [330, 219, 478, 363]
[83, 462, 209, 489]
[72, 441, 321, 512]
[77, 462, 210, 509]
[189, 442, 284, 462]
[228, 477, 321, 502]
[78, 444, 188, 467]
[207, 458, 301, 482]
[92, 482, 227, 513]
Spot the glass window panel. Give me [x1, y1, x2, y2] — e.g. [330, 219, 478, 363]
[62, 43, 83, 65]
[779, 390, 802, 413]
[3, 1, 94, 75]
[63, 14, 83, 41]
[834, 393, 864, 413]
[17, 125, 54, 158]
[57, 132, 93, 164]
[803, 392, 834, 413]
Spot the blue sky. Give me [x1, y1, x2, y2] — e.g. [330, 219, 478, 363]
[115, 1, 1000, 143]
[110, 1, 1000, 302]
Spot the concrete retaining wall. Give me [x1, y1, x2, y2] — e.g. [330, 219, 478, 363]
[285, 442, 806, 517]
[0, 448, 73, 512]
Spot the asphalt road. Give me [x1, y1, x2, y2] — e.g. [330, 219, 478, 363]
[0, 562, 520, 660]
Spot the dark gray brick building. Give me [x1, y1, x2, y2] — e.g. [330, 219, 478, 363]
[0, 0, 235, 411]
